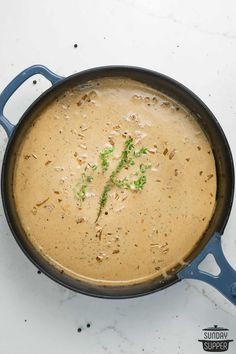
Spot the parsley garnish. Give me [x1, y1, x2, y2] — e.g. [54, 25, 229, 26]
[86, 175, 93, 182]
[112, 176, 131, 189]
[96, 137, 151, 221]
[132, 174, 147, 190]
[73, 182, 87, 203]
[73, 172, 94, 204]
[139, 163, 151, 174]
[74, 137, 152, 220]
[99, 146, 114, 172]
[133, 147, 148, 157]
[96, 184, 111, 222]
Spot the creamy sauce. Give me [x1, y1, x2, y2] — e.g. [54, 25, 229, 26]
[13, 78, 217, 285]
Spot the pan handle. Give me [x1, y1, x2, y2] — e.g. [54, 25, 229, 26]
[0, 65, 64, 137]
[178, 232, 236, 305]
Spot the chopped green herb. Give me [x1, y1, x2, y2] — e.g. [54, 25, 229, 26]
[125, 137, 135, 152]
[133, 147, 148, 157]
[74, 170, 94, 203]
[132, 174, 147, 190]
[139, 163, 151, 174]
[99, 146, 114, 172]
[112, 137, 134, 175]
[74, 137, 152, 220]
[96, 137, 151, 220]
[129, 159, 135, 166]
[112, 177, 131, 189]
[73, 183, 87, 203]
[95, 183, 111, 222]
[86, 175, 93, 182]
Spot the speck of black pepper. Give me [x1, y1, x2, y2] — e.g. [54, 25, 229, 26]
[86, 323, 91, 328]
[74, 43, 78, 48]
[37, 270, 41, 274]
[24, 319, 27, 322]
[105, 211, 108, 215]
[33, 80, 37, 85]
[77, 327, 82, 333]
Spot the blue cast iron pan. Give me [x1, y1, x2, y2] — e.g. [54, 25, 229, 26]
[0, 65, 235, 304]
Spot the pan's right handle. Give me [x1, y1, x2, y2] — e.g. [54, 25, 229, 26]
[178, 232, 236, 306]
[0, 65, 64, 138]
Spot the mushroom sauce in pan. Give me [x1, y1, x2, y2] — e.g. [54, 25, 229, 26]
[13, 78, 217, 285]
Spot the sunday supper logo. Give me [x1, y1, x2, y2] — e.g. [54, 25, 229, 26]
[198, 325, 233, 352]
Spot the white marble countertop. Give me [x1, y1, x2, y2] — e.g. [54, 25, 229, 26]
[0, 0, 236, 353]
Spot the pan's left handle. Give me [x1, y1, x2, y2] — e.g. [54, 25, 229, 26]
[0, 65, 64, 137]
[178, 232, 236, 306]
